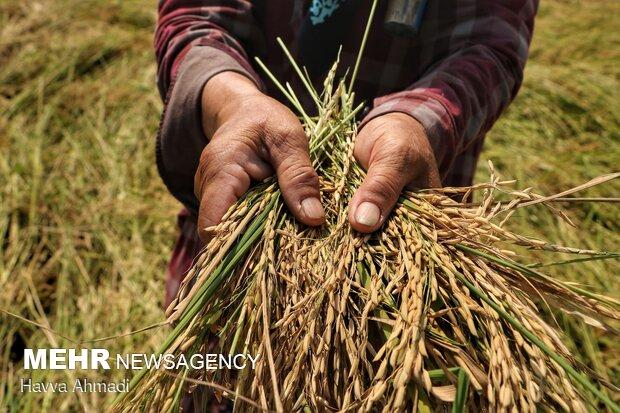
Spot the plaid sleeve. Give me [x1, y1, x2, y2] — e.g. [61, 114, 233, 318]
[362, 0, 538, 177]
[154, 0, 264, 99]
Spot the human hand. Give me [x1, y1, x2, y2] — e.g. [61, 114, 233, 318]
[348, 112, 441, 233]
[195, 72, 324, 241]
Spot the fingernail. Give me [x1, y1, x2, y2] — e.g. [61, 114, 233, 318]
[300, 197, 325, 221]
[355, 202, 380, 227]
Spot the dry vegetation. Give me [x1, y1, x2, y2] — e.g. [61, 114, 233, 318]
[0, 0, 618, 411]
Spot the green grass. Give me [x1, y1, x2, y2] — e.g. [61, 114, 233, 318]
[476, 0, 620, 391]
[0, 0, 617, 410]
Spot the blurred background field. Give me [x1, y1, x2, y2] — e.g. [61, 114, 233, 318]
[0, 0, 617, 410]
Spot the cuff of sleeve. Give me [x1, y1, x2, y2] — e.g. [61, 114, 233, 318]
[156, 45, 262, 211]
[359, 92, 458, 173]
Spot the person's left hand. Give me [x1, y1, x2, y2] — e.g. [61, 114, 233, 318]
[349, 112, 441, 232]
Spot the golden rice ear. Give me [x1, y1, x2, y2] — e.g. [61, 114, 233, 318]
[117, 160, 619, 412]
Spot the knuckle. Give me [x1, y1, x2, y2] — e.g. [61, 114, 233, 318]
[241, 116, 268, 140]
[198, 144, 215, 165]
[199, 142, 229, 168]
[195, 143, 250, 199]
[265, 125, 306, 153]
[217, 165, 250, 198]
[373, 140, 417, 175]
[267, 130, 292, 150]
[280, 162, 318, 190]
[195, 149, 219, 186]
[367, 171, 402, 200]
[200, 139, 252, 169]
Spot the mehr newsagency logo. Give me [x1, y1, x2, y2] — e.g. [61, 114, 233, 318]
[20, 348, 259, 393]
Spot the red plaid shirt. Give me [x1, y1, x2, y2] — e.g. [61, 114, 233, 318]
[155, 0, 538, 305]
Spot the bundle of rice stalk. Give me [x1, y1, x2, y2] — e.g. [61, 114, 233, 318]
[114, 10, 620, 413]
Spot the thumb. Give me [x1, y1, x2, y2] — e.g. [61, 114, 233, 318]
[348, 156, 411, 233]
[265, 129, 325, 226]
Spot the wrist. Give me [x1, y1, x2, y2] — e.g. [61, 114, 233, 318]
[366, 112, 426, 134]
[371, 112, 430, 145]
[201, 71, 263, 137]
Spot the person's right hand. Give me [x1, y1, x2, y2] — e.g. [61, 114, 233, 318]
[195, 71, 325, 241]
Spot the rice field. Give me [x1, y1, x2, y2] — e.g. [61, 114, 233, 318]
[0, 0, 618, 411]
